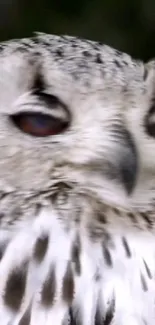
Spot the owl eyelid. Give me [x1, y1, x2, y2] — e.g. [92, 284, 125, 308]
[31, 90, 71, 122]
[32, 90, 65, 111]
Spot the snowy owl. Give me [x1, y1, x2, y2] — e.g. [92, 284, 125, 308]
[0, 32, 155, 325]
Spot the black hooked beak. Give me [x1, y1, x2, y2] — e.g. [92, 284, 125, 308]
[118, 129, 138, 194]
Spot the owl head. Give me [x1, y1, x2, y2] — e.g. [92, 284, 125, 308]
[0, 33, 155, 325]
[0, 33, 154, 212]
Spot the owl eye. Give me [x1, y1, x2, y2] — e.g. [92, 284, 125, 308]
[11, 112, 68, 137]
[145, 104, 155, 137]
[146, 122, 155, 137]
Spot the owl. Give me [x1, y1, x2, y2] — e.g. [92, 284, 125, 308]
[0, 32, 155, 325]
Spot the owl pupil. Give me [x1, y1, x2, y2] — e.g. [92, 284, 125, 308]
[30, 116, 50, 129]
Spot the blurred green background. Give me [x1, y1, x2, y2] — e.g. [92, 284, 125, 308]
[0, 0, 155, 61]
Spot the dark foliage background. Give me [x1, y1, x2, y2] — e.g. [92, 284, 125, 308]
[0, 0, 155, 61]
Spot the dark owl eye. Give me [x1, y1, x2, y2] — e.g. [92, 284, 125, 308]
[11, 112, 68, 137]
[145, 104, 155, 137]
[146, 122, 155, 137]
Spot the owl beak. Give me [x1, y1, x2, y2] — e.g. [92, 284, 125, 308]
[120, 152, 138, 194]
[118, 130, 138, 194]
